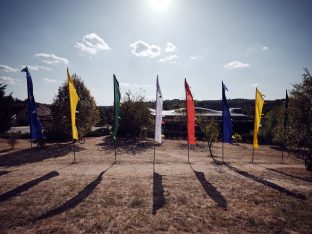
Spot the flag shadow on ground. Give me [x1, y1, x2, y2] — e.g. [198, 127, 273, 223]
[36, 164, 114, 220]
[264, 167, 312, 183]
[0, 171, 9, 176]
[0, 143, 84, 168]
[152, 172, 165, 215]
[189, 164, 227, 209]
[214, 159, 307, 200]
[96, 136, 154, 155]
[0, 171, 59, 204]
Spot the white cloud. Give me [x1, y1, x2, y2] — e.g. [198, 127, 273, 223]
[224, 60, 250, 69]
[165, 42, 177, 53]
[0, 65, 17, 72]
[44, 78, 58, 83]
[120, 82, 152, 89]
[0, 76, 20, 85]
[75, 33, 110, 55]
[35, 53, 69, 64]
[250, 83, 258, 87]
[130, 40, 161, 58]
[190, 55, 204, 60]
[261, 46, 269, 51]
[20, 65, 52, 71]
[159, 54, 178, 63]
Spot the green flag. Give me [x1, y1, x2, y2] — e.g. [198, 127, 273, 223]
[112, 74, 121, 141]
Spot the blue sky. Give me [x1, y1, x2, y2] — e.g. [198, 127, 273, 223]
[0, 0, 311, 105]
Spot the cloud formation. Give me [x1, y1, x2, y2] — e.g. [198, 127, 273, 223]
[159, 54, 178, 63]
[44, 78, 57, 83]
[20, 65, 52, 71]
[224, 60, 250, 69]
[190, 55, 204, 60]
[165, 42, 177, 53]
[35, 53, 69, 64]
[130, 40, 160, 58]
[75, 33, 111, 55]
[0, 65, 17, 72]
[120, 82, 152, 89]
[0, 76, 19, 85]
[261, 46, 269, 51]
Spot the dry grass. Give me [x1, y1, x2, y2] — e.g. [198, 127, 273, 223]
[0, 137, 311, 233]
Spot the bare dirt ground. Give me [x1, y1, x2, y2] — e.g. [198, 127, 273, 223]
[0, 137, 311, 233]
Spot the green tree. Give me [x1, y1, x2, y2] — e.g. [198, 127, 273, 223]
[288, 68, 312, 156]
[0, 84, 14, 133]
[197, 115, 220, 156]
[119, 91, 152, 138]
[49, 75, 100, 139]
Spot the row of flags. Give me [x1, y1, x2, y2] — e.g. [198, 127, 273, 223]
[21, 66, 288, 156]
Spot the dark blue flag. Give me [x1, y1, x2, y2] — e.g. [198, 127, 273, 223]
[22, 67, 44, 139]
[222, 81, 232, 143]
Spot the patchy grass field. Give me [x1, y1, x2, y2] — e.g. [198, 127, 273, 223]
[0, 137, 311, 233]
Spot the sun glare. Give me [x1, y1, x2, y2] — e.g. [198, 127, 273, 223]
[149, 0, 172, 12]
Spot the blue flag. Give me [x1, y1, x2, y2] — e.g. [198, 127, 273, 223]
[222, 81, 232, 143]
[22, 67, 44, 139]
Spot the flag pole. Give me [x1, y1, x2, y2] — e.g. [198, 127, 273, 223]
[188, 144, 190, 164]
[252, 148, 254, 163]
[222, 142, 224, 162]
[114, 140, 117, 164]
[73, 141, 76, 163]
[153, 141, 156, 173]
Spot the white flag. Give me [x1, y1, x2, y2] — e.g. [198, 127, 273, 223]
[155, 76, 163, 143]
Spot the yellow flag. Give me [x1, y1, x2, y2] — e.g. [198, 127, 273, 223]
[67, 68, 79, 140]
[253, 88, 264, 149]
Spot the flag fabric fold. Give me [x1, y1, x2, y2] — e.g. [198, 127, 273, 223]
[185, 79, 196, 145]
[112, 74, 121, 142]
[222, 81, 232, 144]
[67, 68, 79, 140]
[155, 76, 163, 143]
[21, 67, 44, 139]
[253, 88, 265, 150]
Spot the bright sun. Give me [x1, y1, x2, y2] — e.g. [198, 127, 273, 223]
[149, 0, 172, 12]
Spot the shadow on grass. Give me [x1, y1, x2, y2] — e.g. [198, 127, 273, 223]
[0, 143, 84, 168]
[264, 167, 312, 183]
[152, 172, 165, 215]
[189, 163, 227, 208]
[36, 164, 114, 220]
[0, 171, 59, 204]
[0, 171, 10, 176]
[96, 136, 154, 155]
[212, 157, 307, 200]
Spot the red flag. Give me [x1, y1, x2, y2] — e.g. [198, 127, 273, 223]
[185, 79, 196, 145]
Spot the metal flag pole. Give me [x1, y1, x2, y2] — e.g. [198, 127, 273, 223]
[188, 144, 190, 164]
[73, 141, 76, 163]
[252, 148, 254, 163]
[153, 142, 156, 173]
[114, 140, 117, 164]
[222, 142, 224, 162]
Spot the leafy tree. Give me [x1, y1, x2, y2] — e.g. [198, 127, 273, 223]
[0, 84, 14, 133]
[49, 74, 100, 139]
[288, 68, 312, 156]
[197, 115, 220, 156]
[119, 91, 152, 138]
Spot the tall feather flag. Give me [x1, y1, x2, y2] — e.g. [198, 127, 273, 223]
[112, 74, 121, 142]
[155, 76, 163, 143]
[22, 67, 44, 139]
[185, 79, 196, 145]
[253, 88, 265, 150]
[67, 68, 79, 140]
[222, 81, 232, 144]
